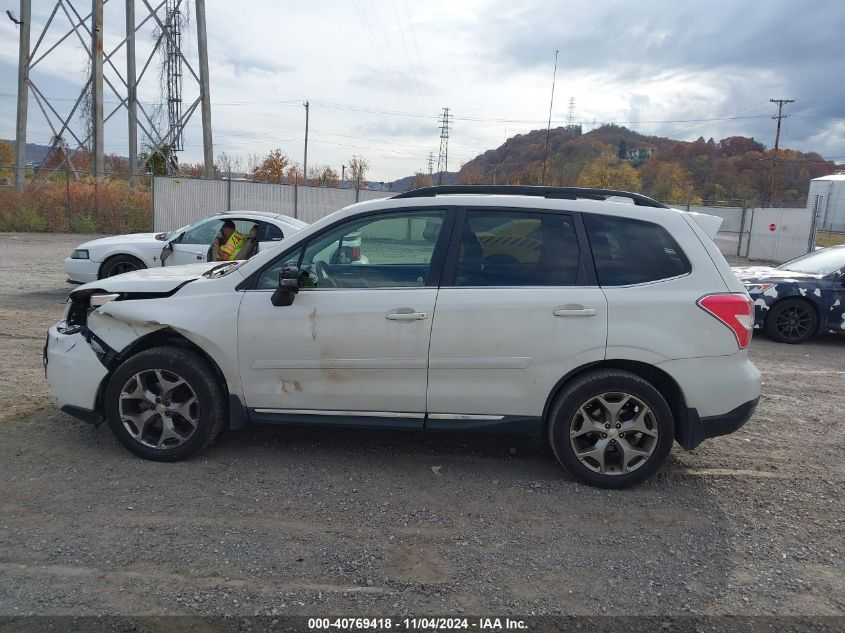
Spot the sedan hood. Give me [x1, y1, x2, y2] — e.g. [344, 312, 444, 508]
[69, 262, 222, 298]
[732, 265, 825, 284]
[76, 232, 161, 249]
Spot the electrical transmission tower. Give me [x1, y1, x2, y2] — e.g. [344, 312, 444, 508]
[427, 151, 434, 176]
[12, 0, 214, 190]
[766, 98, 795, 206]
[436, 107, 452, 185]
[566, 97, 576, 127]
[164, 0, 185, 153]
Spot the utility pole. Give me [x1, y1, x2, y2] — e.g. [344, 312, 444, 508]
[341, 164, 346, 189]
[541, 50, 558, 186]
[14, 0, 30, 191]
[195, 0, 214, 178]
[126, 0, 137, 187]
[303, 101, 310, 186]
[436, 107, 452, 185]
[91, 0, 104, 177]
[766, 98, 795, 206]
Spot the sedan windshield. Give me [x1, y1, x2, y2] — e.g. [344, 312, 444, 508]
[162, 224, 190, 241]
[779, 248, 845, 275]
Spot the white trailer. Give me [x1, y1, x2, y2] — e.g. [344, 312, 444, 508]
[808, 172, 845, 232]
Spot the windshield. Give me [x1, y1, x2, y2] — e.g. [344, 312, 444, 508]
[779, 248, 845, 275]
[162, 224, 191, 241]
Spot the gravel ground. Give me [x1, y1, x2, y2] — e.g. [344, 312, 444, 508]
[0, 232, 843, 620]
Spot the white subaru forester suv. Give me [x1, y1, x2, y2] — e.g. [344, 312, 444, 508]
[45, 186, 761, 488]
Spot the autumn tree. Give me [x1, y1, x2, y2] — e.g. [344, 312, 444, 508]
[216, 151, 243, 176]
[457, 162, 485, 184]
[411, 171, 433, 188]
[286, 162, 302, 184]
[0, 141, 13, 168]
[179, 163, 206, 178]
[642, 163, 700, 204]
[251, 148, 290, 182]
[576, 155, 641, 190]
[348, 155, 369, 188]
[307, 165, 340, 187]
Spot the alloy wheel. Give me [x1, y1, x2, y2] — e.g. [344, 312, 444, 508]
[569, 392, 659, 475]
[119, 369, 200, 449]
[775, 304, 812, 342]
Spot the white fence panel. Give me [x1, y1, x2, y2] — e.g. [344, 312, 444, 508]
[153, 177, 227, 231]
[153, 176, 394, 231]
[746, 207, 813, 262]
[231, 181, 296, 215]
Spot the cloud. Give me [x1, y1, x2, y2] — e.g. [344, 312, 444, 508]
[220, 55, 296, 77]
[1, 0, 841, 178]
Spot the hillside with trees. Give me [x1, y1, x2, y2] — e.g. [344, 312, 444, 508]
[452, 125, 838, 205]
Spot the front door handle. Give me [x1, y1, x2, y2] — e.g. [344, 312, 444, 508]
[386, 310, 429, 321]
[554, 307, 598, 317]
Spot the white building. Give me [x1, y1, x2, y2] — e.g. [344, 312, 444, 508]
[808, 172, 845, 232]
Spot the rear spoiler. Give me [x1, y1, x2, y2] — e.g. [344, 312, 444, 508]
[685, 211, 723, 240]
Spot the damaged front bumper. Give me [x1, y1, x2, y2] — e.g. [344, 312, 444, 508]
[45, 321, 109, 422]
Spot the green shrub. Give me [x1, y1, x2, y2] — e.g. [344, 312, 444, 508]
[70, 214, 97, 233]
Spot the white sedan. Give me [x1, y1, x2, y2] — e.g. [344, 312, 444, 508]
[64, 211, 308, 284]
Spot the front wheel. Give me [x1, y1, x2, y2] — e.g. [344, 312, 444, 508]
[765, 298, 817, 344]
[104, 347, 227, 461]
[100, 254, 145, 278]
[547, 370, 674, 488]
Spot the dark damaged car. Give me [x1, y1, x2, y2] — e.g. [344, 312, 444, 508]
[733, 245, 845, 344]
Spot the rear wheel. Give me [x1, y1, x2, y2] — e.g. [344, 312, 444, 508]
[100, 254, 145, 278]
[547, 370, 674, 488]
[104, 347, 226, 461]
[765, 298, 817, 344]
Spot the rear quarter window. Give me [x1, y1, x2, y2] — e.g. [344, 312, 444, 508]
[584, 214, 691, 286]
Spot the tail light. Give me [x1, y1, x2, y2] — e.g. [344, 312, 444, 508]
[697, 293, 754, 349]
[351, 246, 361, 261]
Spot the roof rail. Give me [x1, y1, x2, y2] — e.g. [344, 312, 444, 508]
[392, 185, 668, 208]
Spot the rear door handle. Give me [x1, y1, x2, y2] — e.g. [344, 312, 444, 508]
[386, 310, 428, 321]
[553, 307, 598, 317]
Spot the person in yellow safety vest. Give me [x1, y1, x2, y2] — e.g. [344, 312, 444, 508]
[211, 220, 246, 262]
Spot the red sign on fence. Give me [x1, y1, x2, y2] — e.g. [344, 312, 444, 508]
[769, 223, 777, 232]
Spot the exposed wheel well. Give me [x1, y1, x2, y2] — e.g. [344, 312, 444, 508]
[94, 328, 231, 419]
[98, 253, 146, 279]
[542, 359, 687, 438]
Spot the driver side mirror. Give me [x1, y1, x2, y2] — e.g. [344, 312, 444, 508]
[271, 266, 305, 306]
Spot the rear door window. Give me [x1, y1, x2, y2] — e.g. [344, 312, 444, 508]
[452, 210, 581, 286]
[584, 214, 691, 286]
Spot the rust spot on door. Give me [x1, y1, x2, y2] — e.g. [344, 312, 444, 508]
[308, 308, 318, 340]
[280, 379, 302, 393]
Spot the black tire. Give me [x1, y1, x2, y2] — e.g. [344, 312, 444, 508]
[104, 347, 227, 462]
[765, 298, 818, 344]
[100, 254, 145, 278]
[547, 370, 674, 488]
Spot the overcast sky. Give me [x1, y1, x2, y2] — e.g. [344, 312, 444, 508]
[1, 0, 843, 180]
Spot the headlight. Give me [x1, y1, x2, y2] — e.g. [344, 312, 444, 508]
[71, 249, 89, 259]
[90, 293, 119, 307]
[744, 283, 774, 294]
